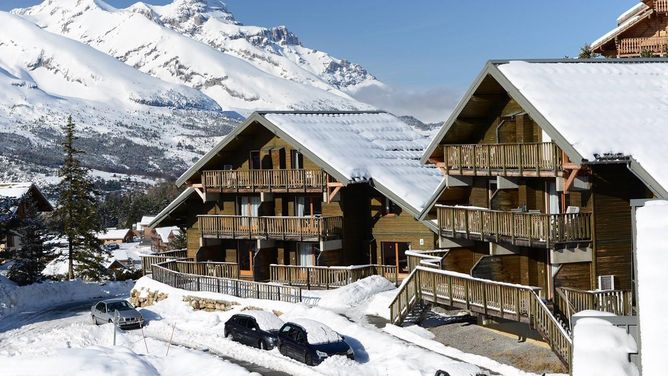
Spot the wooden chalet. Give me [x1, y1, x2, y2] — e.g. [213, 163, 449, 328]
[0, 182, 53, 252]
[592, 0, 668, 57]
[97, 228, 134, 245]
[420, 59, 667, 300]
[150, 111, 442, 281]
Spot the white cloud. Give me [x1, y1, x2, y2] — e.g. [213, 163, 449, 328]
[350, 84, 461, 124]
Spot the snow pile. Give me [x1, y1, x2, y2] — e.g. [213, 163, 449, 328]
[572, 312, 638, 376]
[239, 310, 283, 331]
[263, 112, 443, 213]
[317, 275, 396, 311]
[290, 318, 342, 345]
[635, 200, 668, 374]
[498, 61, 668, 194]
[0, 276, 132, 320]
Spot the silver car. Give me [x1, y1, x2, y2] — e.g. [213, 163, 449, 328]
[91, 299, 144, 329]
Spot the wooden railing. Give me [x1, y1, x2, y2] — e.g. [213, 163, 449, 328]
[389, 267, 572, 367]
[406, 250, 449, 271]
[140, 249, 190, 275]
[167, 260, 240, 279]
[151, 261, 316, 304]
[269, 264, 398, 289]
[656, 0, 668, 13]
[443, 142, 561, 177]
[556, 287, 633, 318]
[202, 169, 327, 192]
[618, 36, 668, 56]
[198, 215, 343, 241]
[437, 206, 592, 247]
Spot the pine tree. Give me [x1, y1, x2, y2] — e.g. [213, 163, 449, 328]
[578, 44, 597, 59]
[169, 229, 187, 250]
[7, 200, 49, 285]
[54, 116, 108, 280]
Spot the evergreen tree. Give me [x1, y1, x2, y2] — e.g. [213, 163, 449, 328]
[0, 196, 20, 259]
[578, 44, 599, 59]
[7, 200, 49, 285]
[54, 116, 108, 280]
[169, 229, 187, 250]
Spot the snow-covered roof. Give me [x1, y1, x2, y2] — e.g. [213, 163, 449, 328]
[0, 182, 32, 199]
[289, 318, 342, 345]
[177, 112, 444, 215]
[497, 60, 668, 196]
[634, 199, 668, 374]
[422, 60, 668, 207]
[96, 228, 132, 241]
[155, 226, 180, 243]
[238, 310, 284, 332]
[139, 216, 157, 226]
[591, 2, 651, 50]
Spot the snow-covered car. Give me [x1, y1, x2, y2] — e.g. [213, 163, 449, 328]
[104, 243, 120, 251]
[91, 299, 144, 329]
[277, 318, 354, 366]
[224, 311, 283, 350]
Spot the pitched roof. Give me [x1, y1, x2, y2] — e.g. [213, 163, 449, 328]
[155, 226, 180, 243]
[0, 182, 53, 214]
[177, 111, 443, 215]
[421, 59, 668, 212]
[97, 228, 132, 240]
[590, 2, 652, 51]
[148, 187, 194, 229]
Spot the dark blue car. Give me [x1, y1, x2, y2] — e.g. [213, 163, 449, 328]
[277, 318, 354, 366]
[224, 311, 283, 350]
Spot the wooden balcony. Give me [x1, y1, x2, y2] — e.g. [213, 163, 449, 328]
[655, 0, 668, 13]
[443, 142, 562, 177]
[202, 169, 328, 193]
[437, 206, 592, 248]
[198, 215, 343, 241]
[618, 36, 668, 56]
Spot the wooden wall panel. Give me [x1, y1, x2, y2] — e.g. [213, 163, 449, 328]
[554, 262, 591, 290]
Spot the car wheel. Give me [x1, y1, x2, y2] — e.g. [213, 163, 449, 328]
[258, 340, 267, 350]
[108, 319, 113, 324]
[305, 352, 312, 366]
[278, 345, 285, 356]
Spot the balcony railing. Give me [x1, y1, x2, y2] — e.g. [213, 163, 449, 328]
[202, 169, 328, 192]
[436, 206, 592, 248]
[443, 142, 562, 177]
[198, 215, 343, 241]
[618, 36, 668, 56]
[655, 0, 668, 13]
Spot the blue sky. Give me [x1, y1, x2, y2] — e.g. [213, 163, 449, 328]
[2, 0, 638, 121]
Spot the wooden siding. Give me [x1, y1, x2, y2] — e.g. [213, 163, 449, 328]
[554, 262, 591, 291]
[442, 246, 487, 274]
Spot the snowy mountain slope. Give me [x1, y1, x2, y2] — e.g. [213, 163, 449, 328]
[0, 11, 235, 184]
[0, 12, 219, 111]
[15, 0, 375, 114]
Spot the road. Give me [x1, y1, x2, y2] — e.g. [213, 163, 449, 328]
[0, 298, 290, 376]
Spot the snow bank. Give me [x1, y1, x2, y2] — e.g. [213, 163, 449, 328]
[635, 200, 668, 374]
[0, 275, 132, 320]
[572, 314, 638, 376]
[317, 275, 396, 311]
[290, 318, 342, 345]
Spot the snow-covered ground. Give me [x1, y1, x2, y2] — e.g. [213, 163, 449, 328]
[0, 274, 559, 375]
[43, 241, 152, 277]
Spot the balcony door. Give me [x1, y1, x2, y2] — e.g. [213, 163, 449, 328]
[250, 151, 261, 170]
[291, 150, 304, 169]
[381, 242, 410, 273]
[238, 240, 256, 277]
[239, 196, 260, 231]
[294, 196, 321, 217]
[297, 242, 317, 266]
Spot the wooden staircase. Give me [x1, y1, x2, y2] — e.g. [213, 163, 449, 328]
[389, 266, 572, 367]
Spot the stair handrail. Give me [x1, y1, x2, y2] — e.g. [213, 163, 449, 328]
[388, 267, 420, 325]
[529, 290, 572, 365]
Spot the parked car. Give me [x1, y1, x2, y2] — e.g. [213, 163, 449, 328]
[224, 311, 283, 350]
[91, 298, 144, 329]
[277, 318, 354, 366]
[105, 243, 120, 251]
[434, 371, 450, 376]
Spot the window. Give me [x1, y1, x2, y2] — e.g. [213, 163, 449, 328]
[290, 150, 304, 169]
[250, 151, 261, 169]
[96, 303, 106, 312]
[281, 325, 292, 334]
[295, 196, 322, 216]
[381, 242, 411, 273]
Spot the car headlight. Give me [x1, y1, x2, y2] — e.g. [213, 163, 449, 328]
[346, 348, 354, 355]
[315, 350, 329, 359]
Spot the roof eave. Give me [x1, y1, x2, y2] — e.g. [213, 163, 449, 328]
[149, 187, 195, 228]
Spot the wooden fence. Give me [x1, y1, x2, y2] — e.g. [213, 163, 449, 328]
[389, 267, 572, 366]
[437, 205, 592, 247]
[406, 250, 449, 271]
[555, 287, 634, 323]
[140, 249, 190, 275]
[618, 36, 668, 56]
[269, 264, 398, 289]
[198, 215, 343, 241]
[151, 261, 314, 304]
[443, 142, 561, 177]
[202, 169, 327, 192]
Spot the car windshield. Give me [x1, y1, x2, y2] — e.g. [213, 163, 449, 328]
[106, 301, 134, 312]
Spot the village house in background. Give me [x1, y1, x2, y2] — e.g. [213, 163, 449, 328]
[592, 0, 668, 57]
[96, 228, 134, 245]
[135, 215, 156, 244]
[151, 226, 181, 252]
[150, 111, 442, 281]
[0, 182, 53, 253]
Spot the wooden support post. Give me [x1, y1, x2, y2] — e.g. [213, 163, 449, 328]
[444, 146, 449, 175]
[464, 279, 470, 310]
[432, 271, 437, 302]
[448, 275, 454, 306]
[515, 289, 521, 321]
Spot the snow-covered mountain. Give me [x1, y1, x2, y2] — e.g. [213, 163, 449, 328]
[1, 0, 390, 189]
[14, 0, 381, 114]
